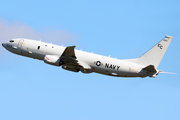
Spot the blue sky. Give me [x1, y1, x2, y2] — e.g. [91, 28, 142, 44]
[0, 0, 180, 120]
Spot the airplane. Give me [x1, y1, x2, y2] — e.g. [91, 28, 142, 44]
[2, 35, 174, 78]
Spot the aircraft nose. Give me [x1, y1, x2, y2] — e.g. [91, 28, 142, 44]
[2, 43, 6, 48]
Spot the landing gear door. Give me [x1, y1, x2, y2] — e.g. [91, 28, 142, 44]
[18, 39, 24, 48]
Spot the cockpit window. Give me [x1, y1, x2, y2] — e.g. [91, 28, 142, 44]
[9, 40, 14, 43]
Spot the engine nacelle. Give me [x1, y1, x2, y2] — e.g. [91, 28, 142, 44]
[81, 69, 92, 73]
[44, 55, 61, 66]
[62, 65, 80, 72]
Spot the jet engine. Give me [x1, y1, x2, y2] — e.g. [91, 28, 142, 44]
[80, 69, 92, 73]
[62, 65, 80, 72]
[44, 55, 61, 66]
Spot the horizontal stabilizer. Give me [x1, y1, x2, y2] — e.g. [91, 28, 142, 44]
[159, 70, 177, 74]
[142, 65, 157, 73]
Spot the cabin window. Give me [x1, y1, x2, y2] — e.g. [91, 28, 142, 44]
[37, 46, 40, 50]
[52, 46, 54, 48]
[45, 45, 47, 47]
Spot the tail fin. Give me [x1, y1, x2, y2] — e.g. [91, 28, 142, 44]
[127, 35, 173, 68]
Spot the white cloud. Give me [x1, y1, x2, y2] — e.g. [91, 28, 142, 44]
[0, 19, 77, 53]
[0, 19, 77, 47]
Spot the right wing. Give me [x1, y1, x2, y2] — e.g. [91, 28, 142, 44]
[60, 46, 92, 73]
[60, 46, 79, 66]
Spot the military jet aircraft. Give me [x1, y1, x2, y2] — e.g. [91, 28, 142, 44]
[2, 35, 174, 78]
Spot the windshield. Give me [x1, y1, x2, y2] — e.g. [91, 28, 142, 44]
[9, 40, 14, 43]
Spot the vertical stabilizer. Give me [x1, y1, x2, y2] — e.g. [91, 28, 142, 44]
[127, 36, 173, 68]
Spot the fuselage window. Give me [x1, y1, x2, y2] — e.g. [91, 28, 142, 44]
[52, 46, 54, 48]
[37, 46, 40, 50]
[45, 45, 47, 47]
